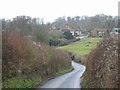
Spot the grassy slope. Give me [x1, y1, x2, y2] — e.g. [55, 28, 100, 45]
[58, 38, 101, 57]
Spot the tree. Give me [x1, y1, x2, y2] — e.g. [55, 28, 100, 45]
[48, 30, 64, 46]
[63, 31, 74, 40]
[34, 28, 48, 43]
[49, 38, 60, 46]
[52, 17, 66, 29]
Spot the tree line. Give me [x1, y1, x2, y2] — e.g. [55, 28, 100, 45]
[1, 14, 118, 46]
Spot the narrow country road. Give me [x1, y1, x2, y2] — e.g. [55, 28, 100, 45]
[39, 61, 86, 88]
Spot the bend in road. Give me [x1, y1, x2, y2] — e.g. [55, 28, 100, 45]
[39, 61, 86, 88]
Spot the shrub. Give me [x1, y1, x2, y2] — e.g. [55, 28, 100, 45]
[2, 31, 71, 86]
[49, 38, 60, 46]
[63, 31, 74, 40]
[59, 38, 80, 46]
[34, 29, 48, 43]
[2, 31, 35, 80]
[83, 37, 119, 88]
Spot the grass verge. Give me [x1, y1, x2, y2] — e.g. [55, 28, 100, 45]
[3, 75, 41, 88]
[55, 67, 73, 76]
[3, 67, 73, 88]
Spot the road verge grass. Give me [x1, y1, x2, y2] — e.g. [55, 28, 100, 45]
[3, 66, 73, 88]
[55, 67, 73, 76]
[3, 75, 41, 88]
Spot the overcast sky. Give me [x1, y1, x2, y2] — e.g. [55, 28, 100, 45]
[0, 0, 119, 23]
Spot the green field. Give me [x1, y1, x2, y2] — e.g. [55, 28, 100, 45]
[58, 38, 101, 57]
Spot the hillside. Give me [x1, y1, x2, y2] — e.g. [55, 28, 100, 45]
[58, 38, 101, 64]
[82, 36, 119, 88]
[58, 38, 101, 56]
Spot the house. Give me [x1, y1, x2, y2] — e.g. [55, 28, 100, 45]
[52, 24, 83, 38]
[91, 29, 107, 37]
[73, 30, 81, 36]
[70, 30, 75, 36]
[112, 28, 119, 34]
[110, 28, 120, 36]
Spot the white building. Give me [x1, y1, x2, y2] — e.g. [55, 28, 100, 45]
[110, 28, 120, 35]
[70, 30, 81, 36]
